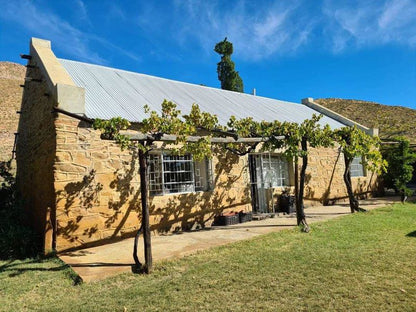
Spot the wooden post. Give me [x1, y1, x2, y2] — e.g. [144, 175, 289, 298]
[294, 156, 299, 214]
[138, 147, 152, 273]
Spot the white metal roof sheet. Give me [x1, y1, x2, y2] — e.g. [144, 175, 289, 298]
[58, 58, 345, 128]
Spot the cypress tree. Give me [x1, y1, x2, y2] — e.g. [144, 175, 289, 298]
[214, 38, 244, 93]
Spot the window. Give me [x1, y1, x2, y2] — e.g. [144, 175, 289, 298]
[252, 154, 290, 187]
[148, 153, 212, 196]
[350, 156, 365, 177]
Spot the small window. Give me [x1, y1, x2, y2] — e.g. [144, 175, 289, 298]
[350, 156, 365, 177]
[148, 153, 213, 196]
[252, 154, 291, 187]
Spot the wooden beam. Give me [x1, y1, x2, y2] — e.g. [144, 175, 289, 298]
[53, 107, 94, 123]
[120, 131, 284, 143]
[53, 107, 286, 143]
[20, 54, 32, 60]
[25, 77, 42, 83]
[381, 141, 416, 147]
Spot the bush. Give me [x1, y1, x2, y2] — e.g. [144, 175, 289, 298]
[0, 160, 39, 259]
[382, 138, 416, 202]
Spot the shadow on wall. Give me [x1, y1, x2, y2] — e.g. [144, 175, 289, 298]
[56, 149, 141, 245]
[56, 149, 251, 249]
[105, 148, 140, 238]
[320, 160, 380, 206]
[321, 149, 342, 205]
[149, 150, 251, 233]
[15, 63, 57, 252]
[303, 173, 314, 200]
[306, 148, 381, 206]
[56, 169, 103, 243]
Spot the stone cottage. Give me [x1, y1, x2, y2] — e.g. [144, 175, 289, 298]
[16, 38, 379, 253]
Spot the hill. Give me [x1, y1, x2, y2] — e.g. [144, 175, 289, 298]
[0, 62, 25, 161]
[315, 98, 416, 143]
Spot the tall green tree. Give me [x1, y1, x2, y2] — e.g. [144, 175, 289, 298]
[333, 126, 387, 212]
[214, 37, 244, 92]
[280, 116, 333, 232]
[382, 137, 416, 202]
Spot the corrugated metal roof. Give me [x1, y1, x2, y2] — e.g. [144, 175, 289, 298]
[59, 58, 345, 128]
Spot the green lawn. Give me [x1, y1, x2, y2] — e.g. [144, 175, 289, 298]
[1, 203, 416, 312]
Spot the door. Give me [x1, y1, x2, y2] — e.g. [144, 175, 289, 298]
[248, 154, 268, 213]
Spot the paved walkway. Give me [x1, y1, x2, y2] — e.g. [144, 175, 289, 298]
[59, 197, 399, 282]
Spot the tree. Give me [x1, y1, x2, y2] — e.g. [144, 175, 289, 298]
[333, 126, 387, 212]
[382, 137, 416, 202]
[280, 115, 333, 232]
[214, 37, 244, 92]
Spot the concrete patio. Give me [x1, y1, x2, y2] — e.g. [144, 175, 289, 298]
[59, 196, 400, 282]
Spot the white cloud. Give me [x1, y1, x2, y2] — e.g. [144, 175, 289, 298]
[323, 0, 416, 51]
[3, 0, 414, 65]
[0, 1, 140, 64]
[170, 0, 416, 58]
[75, 0, 89, 22]
[106, 3, 127, 21]
[138, 0, 313, 61]
[0, 1, 105, 63]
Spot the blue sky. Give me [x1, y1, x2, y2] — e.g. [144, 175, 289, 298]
[1, 0, 415, 109]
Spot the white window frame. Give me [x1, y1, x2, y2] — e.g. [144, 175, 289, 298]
[252, 153, 291, 188]
[350, 156, 365, 177]
[148, 153, 213, 196]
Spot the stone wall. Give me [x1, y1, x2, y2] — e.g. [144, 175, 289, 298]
[0, 62, 25, 162]
[54, 115, 141, 250]
[15, 63, 57, 252]
[54, 120, 251, 251]
[304, 146, 379, 204]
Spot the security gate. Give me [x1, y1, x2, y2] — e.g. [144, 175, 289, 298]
[249, 154, 266, 213]
[248, 153, 290, 213]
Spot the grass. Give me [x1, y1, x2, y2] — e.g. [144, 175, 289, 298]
[1, 203, 416, 311]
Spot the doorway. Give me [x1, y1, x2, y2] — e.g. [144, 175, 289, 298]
[248, 153, 290, 214]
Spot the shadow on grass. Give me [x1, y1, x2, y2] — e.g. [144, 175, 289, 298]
[69, 262, 132, 267]
[0, 258, 82, 285]
[406, 230, 416, 237]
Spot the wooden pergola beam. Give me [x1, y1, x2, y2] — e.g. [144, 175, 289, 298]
[53, 108, 285, 143]
[120, 131, 285, 143]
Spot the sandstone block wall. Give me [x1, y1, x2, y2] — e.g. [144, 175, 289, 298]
[16, 63, 57, 252]
[304, 146, 379, 204]
[0, 62, 25, 162]
[54, 115, 141, 250]
[54, 119, 251, 251]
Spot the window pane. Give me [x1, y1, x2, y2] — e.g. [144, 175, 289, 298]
[350, 156, 364, 177]
[161, 154, 194, 194]
[257, 154, 290, 187]
[148, 154, 163, 195]
[149, 153, 213, 195]
[194, 158, 213, 191]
